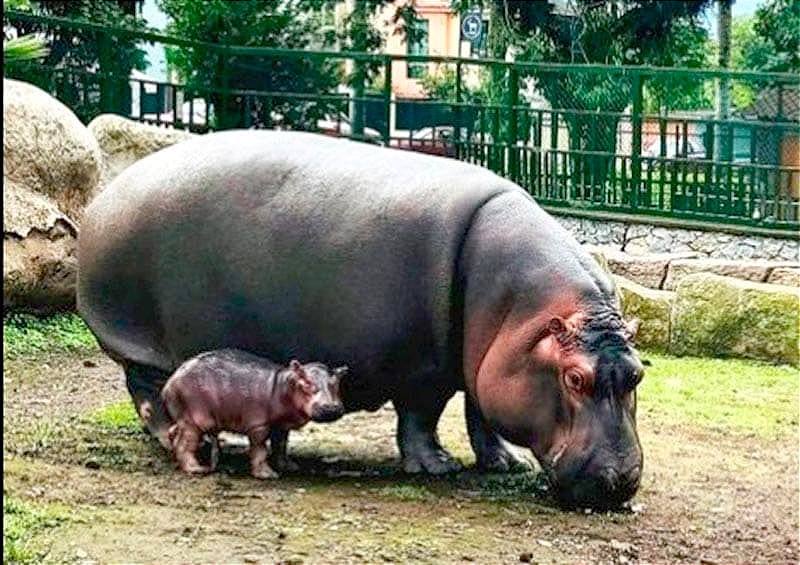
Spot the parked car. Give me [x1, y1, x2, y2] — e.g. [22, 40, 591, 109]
[317, 112, 382, 142]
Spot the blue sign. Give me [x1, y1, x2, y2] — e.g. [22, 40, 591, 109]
[461, 13, 483, 42]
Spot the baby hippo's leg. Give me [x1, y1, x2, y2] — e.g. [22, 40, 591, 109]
[172, 421, 215, 475]
[248, 426, 278, 479]
[269, 429, 299, 473]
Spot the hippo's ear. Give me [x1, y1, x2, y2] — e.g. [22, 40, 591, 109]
[333, 365, 349, 379]
[289, 360, 309, 382]
[624, 318, 641, 342]
[547, 317, 567, 336]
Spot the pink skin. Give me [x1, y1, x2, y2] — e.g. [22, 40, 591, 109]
[162, 359, 321, 479]
[465, 292, 640, 474]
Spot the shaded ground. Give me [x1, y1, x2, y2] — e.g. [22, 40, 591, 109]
[4, 347, 799, 564]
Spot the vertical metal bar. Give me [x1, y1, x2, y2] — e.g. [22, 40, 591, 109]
[219, 44, 230, 129]
[455, 60, 463, 159]
[630, 72, 643, 210]
[507, 68, 519, 180]
[138, 81, 145, 121]
[99, 31, 113, 114]
[491, 107, 500, 174]
[383, 56, 392, 146]
[172, 85, 178, 127]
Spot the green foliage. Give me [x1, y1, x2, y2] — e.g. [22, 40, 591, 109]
[3, 0, 149, 123]
[751, 0, 800, 73]
[3, 312, 98, 359]
[3, 34, 49, 63]
[3, 496, 68, 564]
[159, 0, 342, 129]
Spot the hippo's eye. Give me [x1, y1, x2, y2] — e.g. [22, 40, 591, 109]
[564, 370, 583, 393]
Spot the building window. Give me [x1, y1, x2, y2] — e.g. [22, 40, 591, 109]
[407, 18, 429, 79]
[470, 20, 489, 58]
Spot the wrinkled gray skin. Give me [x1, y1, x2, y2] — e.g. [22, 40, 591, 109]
[78, 130, 643, 508]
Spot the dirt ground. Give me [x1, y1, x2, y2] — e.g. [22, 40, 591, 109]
[4, 351, 799, 565]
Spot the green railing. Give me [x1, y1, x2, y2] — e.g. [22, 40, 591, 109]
[5, 10, 799, 237]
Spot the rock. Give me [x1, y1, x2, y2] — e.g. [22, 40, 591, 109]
[671, 273, 800, 365]
[3, 79, 103, 222]
[767, 267, 800, 287]
[605, 249, 699, 289]
[614, 276, 675, 351]
[664, 258, 799, 290]
[88, 114, 193, 188]
[3, 178, 79, 311]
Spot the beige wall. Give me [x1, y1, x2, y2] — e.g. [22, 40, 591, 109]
[376, 0, 462, 98]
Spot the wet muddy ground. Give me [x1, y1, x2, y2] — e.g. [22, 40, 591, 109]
[4, 350, 799, 564]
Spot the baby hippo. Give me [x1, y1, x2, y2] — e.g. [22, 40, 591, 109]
[161, 348, 347, 479]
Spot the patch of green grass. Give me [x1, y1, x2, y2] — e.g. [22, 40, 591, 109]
[3, 495, 68, 564]
[3, 312, 98, 359]
[378, 484, 435, 502]
[639, 350, 799, 437]
[84, 401, 141, 434]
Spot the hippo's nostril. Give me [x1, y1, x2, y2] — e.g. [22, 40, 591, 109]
[599, 467, 620, 492]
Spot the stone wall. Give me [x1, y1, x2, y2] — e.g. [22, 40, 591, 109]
[556, 216, 798, 261]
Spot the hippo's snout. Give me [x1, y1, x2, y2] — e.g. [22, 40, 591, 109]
[311, 403, 345, 423]
[551, 463, 641, 510]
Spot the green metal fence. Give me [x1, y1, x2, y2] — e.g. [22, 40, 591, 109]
[5, 10, 799, 237]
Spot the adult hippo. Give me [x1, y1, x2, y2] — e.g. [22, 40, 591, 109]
[78, 130, 643, 508]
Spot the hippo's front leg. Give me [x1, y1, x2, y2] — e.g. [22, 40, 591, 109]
[394, 394, 463, 475]
[465, 394, 532, 473]
[247, 426, 278, 479]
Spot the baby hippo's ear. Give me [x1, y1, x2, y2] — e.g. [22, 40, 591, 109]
[332, 365, 349, 379]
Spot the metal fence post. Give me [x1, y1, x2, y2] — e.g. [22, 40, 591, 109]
[352, 58, 365, 139]
[455, 61, 463, 159]
[217, 43, 230, 130]
[630, 72, 643, 209]
[382, 55, 392, 146]
[99, 30, 114, 114]
[508, 67, 519, 181]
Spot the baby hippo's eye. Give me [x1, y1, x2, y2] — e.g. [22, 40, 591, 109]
[564, 370, 583, 393]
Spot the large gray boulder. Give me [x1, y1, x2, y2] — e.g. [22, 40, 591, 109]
[3, 179, 78, 311]
[3, 78, 103, 222]
[603, 248, 699, 289]
[767, 267, 800, 288]
[614, 275, 675, 351]
[3, 79, 102, 311]
[87, 114, 194, 188]
[664, 258, 799, 290]
[670, 273, 800, 366]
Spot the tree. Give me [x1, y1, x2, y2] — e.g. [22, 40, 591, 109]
[750, 0, 799, 74]
[451, 0, 714, 194]
[4, 0, 149, 123]
[159, 0, 417, 132]
[159, 0, 342, 130]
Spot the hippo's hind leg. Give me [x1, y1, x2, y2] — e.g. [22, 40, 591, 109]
[465, 394, 532, 473]
[124, 361, 171, 450]
[172, 421, 215, 474]
[394, 392, 463, 475]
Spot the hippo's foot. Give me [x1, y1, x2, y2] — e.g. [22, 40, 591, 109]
[465, 394, 532, 474]
[124, 362, 171, 450]
[396, 402, 463, 475]
[268, 428, 300, 473]
[402, 446, 463, 475]
[251, 462, 280, 480]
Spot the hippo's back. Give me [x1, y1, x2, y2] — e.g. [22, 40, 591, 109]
[77, 130, 532, 407]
